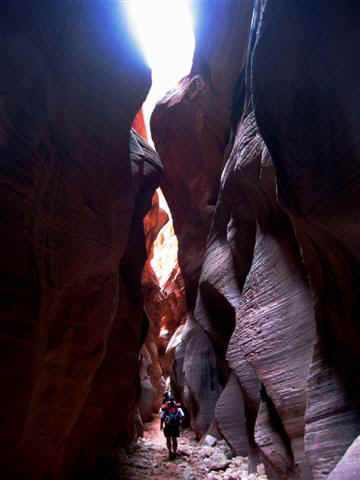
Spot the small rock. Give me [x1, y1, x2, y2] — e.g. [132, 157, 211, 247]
[182, 468, 196, 480]
[209, 451, 231, 471]
[208, 473, 220, 480]
[200, 446, 213, 457]
[179, 446, 191, 456]
[232, 456, 246, 467]
[203, 457, 211, 467]
[204, 434, 218, 446]
[126, 458, 149, 468]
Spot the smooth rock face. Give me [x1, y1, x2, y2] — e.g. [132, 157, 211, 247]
[142, 190, 169, 414]
[151, 0, 254, 309]
[64, 129, 162, 475]
[171, 319, 223, 438]
[328, 434, 360, 480]
[142, 190, 187, 410]
[215, 373, 249, 457]
[0, 2, 153, 476]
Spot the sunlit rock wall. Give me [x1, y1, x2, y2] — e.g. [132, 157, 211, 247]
[0, 1, 159, 477]
[151, 0, 255, 438]
[141, 191, 169, 421]
[141, 190, 187, 418]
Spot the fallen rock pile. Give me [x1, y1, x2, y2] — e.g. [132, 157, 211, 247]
[116, 426, 268, 480]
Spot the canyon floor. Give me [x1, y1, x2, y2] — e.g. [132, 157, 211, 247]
[115, 417, 268, 480]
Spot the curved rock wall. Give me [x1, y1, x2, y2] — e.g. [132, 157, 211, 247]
[152, 0, 255, 309]
[3, 1, 360, 479]
[141, 191, 187, 419]
[0, 2, 158, 477]
[252, 1, 360, 478]
[152, 1, 360, 479]
[151, 0, 255, 439]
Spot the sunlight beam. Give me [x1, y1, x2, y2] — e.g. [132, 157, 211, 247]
[126, 0, 195, 140]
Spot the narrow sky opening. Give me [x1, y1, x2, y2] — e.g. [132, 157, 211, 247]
[126, 0, 195, 141]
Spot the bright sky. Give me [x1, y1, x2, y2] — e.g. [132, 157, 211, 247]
[126, 0, 194, 286]
[126, 0, 195, 142]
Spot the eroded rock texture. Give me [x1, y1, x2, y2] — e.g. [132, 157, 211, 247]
[154, 1, 360, 479]
[198, 110, 315, 478]
[152, 0, 254, 309]
[151, 0, 255, 440]
[0, 1, 157, 477]
[252, 1, 360, 478]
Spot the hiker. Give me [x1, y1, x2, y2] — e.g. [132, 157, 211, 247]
[160, 395, 184, 459]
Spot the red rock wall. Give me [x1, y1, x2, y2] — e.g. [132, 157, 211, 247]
[152, 1, 360, 479]
[151, 0, 255, 439]
[0, 2, 158, 477]
[132, 109, 148, 141]
[141, 192, 187, 418]
[140, 191, 169, 420]
[152, 0, 254, 310]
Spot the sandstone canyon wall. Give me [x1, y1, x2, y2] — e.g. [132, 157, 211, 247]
[252, 2, 360, 478]
[152, 1, 360, 479]
[0, 1, 160, 477]
[140, 190, 187, 421]
[3, 1, 360, 479]
[151, 0, 255, 440]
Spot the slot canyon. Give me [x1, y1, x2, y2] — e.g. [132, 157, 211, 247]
[1, 1, 360, 479]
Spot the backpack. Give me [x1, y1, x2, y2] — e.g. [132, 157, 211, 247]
[165, 408, 180, 427]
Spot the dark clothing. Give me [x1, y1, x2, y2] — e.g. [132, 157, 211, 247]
[164, 424, 180, 438]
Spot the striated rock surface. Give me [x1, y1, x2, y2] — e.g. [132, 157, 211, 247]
[0, 2, 154, 477]
[154, 1, 360, 478]
[252, 1, 360, 477]
[198, 110, 315, 478]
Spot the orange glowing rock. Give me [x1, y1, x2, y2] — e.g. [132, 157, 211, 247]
[132, 109, 148, 140]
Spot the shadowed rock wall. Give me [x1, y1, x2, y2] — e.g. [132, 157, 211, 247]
[0, 1, 158, 477]
[252, 1, 360, 478]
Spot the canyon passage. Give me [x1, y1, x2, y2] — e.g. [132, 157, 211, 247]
[1, 1, 360, 480]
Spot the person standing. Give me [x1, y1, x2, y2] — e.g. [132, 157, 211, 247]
[160, 395, 184, 459]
